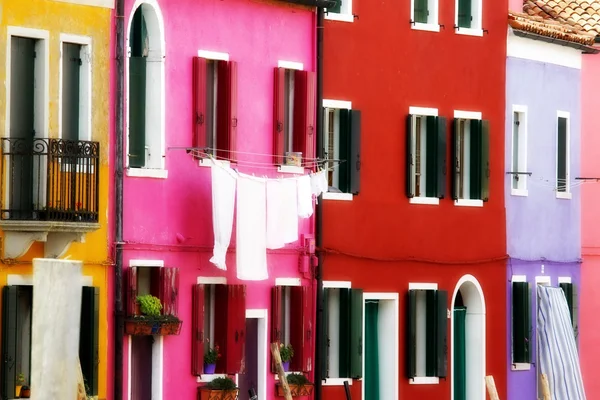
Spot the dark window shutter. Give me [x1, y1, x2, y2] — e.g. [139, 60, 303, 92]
[406, 114, 415, 198]
[559, 282, 574, 325]
[273, 68, 286, 164]
[193, 57, 207, 158]
[349, 110, 362, 195]
[217, 60, 238, 162]
[338, 288, 351, 378]
[191, 284, 205, 376]
[328, 0, 342, 13]
[350, 288, 363, 379]
[512, 282, 531, 363]
[292, 70, 308, 160]
[321, 288, 330, 380]
[572, 284, 579, 343]
[338, 109, 351, 194]
[425, 116, 438, 198]
[557, 117, 568, 192]
[480, 120, 490, 201]
[406, 290, 417, 379]
[80, 287, 99, 396]
[469, 119, 482, 200]
[214, 284, 246, 374]
[127, 267, 138, 316]
[436, 290, 448, 378]
[128, 57, 146, 168]
[2, 286, 18, 400]
[425, 290, 437, 376]
[436, 117, 447, 199]
[62, 43, 81, 142]
[290, 286, 313, 372]
[159, 268, 179, 317]
[457, 0, 472, 28]
[451, 119, 459, 200]
[271, 286, 283, 372]
[414, 0, 428, 23]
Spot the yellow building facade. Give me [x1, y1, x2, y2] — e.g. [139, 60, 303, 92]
[0, 1, 113, 399]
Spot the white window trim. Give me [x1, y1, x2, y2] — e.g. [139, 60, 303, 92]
[453, 0, 483, 36]
[126, 167, 168, 179]
[454, 199, 483, 207]
[454, 110, 482, 120]
[556, 111, 571, 199]
[510, 105, 528, 197]
[199, 158, 231, 168]
[408, 282, 438, 290]
[323, 99, 353, 200]
[512, 275, 527, 283]
[58, 34, 93, 143]
[558, 277, 572, 284]
[51, 0, 115, 8]
[535, 276, 551, 286]
[197, 50, 229, 61]
[409, 106, 438, 117]
[278, 165, 305, 174]
[324, 99, 351, 109]
[410, 197, 440, 205]
[197, 276, 227, 285]
[410, 0, 440, 32]
[277, 60, 303, 71]
[510, 275, 531, 371]
[129, 259, 164, 268]
[325, 13, 355, 23]
[323, 192, 353, 201]
[410, 376, 440, 385]
[323, 378, 353, 386]
[275, 277, 302, 286]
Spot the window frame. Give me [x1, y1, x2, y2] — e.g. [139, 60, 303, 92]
[556, 111, 571, 200]
[453, 110, 486, 207]
[511, 275, 531, 371]
[325, 0, 354, 23]
[510, 105, 528, 197]
[323, 99, 354, 201]
[410, 0, 440, 32]
[454, 0, 483, 36]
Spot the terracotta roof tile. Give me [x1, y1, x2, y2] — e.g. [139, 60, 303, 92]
[508, 11, 596, 45]
[521, 0, 600, 37]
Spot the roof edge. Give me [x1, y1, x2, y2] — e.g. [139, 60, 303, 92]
[512, 29, 600, 54]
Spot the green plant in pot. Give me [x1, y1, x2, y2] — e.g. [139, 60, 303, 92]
[203, 340, 221, 374]
[276, 373, 314, 397]
[137, 294, 162, 317]
[126, 294, 182, 336]
[200, 376, 238, 400]
[279, 343, 294, 371]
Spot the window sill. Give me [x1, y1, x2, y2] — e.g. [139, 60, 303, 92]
[325, 12, 354, 22]
[199, 158, 231, 168]
[409, 197, 440, 205]
[409, 376, 440, 385]
[455, 27, 484, 37]
[322, 192, 353, 201]
[511, 189, 528, 197]
[197, 374, 228, 383]
[126, 168, 168, 179]
[322, 378, 353, 386]
[454, 199, 483, 207]
[274, 371, 302, 380]
[411, 23, 440, 33]
[278, 165, 305, 174]
[556, 192, 572, 200]
[511, 363, 531, 371]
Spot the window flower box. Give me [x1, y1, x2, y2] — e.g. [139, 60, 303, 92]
[125, 316, 182, 336]
[197, 387, 239, 400]
[275, 383, 314, 397]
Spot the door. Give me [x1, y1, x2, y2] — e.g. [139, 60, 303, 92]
[453, 307, 467, 400]
[131, 336, 153, 400]
[364, 300, 380, 400]
[239, 318, 258, 398]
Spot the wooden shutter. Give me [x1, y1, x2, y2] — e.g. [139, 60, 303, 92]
[191, 284, 205, 376]
[80, 287, 99, 396]
[159, 268, 179, 317]
[457, 0, 472, 28]
[338, 288, 351, 378]
[2, 286, 18, 400]
[214, 284, 246, 374]
[436, 290, 448, 378]
[425, 290, 437, 377]
[557, 117, 567, 192]
[321, 288, 330, 380]
[414, 0, 428, 23]
[350, 288, 363, 379]
[512, 282, 530, 363]
[451, 119, 460, 200]
[271, 286, 283, 372]
[480, 120, 490, 201]
[406, 115, 415, 198]
[127, 267, 138, 316]
[406, 290, 417, 379]
[128, 57, 146, 168]
[349, 110, 362, 195]
[193, 57, 207, 157]
[338, 109, 351, 194]
[436, 117, 447, 199]
[217, 60, 238, 162]
[273, 67, 286, 164]
[469, 119, 483, 200]
[292, 70, 315, 165]
[425, 116, 438, 198]
[290, 286, 313, 372]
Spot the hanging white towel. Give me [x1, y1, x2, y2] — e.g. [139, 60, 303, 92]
[266, 179, 299, 248]
[209, 165, 236, 270]
[281, 178, 299, 244]
[236, 175, 269, 281]
[311, 170, 328, 197]
[297, 175, 313, 218]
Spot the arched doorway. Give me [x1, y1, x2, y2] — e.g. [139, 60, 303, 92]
[451, 275, 486, 400]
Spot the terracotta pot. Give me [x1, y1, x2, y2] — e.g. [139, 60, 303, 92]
[20, 386, 31, 398]
[197, 387, 239, 400]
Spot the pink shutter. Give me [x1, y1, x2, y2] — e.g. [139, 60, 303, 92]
[127, 267, 138, 316]
[271, 286, 283, 373]
[293, 70, 308, 160]
[273, 67, 286, 164]
[290, 286, 313, 372]
[159, 268, 180, 317]
[193, 57, 207, 158]
[216, 60, 238, 162]
[192, 284, 205, 376]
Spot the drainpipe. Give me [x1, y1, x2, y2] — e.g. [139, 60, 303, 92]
[314, 6, 325, 400]
[114, 0, 125, 398]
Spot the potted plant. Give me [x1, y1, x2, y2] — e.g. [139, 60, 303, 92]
[20, 385, 30, 398]
[198, 376, 239, 400]
[16, 373, 25, 397]
[276, 373, 314, 397]
[125, 294, 183, 336]
[279, 343, 294, 372]
[204, 340, 221, 374]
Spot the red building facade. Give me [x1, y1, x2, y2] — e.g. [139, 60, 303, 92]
[320, 0, 508, 398]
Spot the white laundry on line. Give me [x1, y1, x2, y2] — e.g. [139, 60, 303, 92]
[209, 164, 236, 271]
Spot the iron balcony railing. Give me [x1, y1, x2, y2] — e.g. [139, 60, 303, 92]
[0, 138, 100, 223]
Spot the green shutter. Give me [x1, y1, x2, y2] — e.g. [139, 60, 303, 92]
[406, 115, 415, 198]
[557, 117, 568, 192]
[338, 288, 351, 378]
[436, 117, 447, 199]
[425, 116, 438, 198]
[364, 301, 380, 400]
[321, 288, 330, 380]
[451, 119, 460, 200]
[338, 109, 351, 194]
[453, 307, 467, 400]
[350, 288, 363, 379]
[469, 119, 482, 200]
[425, 290, 437, 377]
[128, 57, 146, 168]
[512, 282, 530, 363]
[457, 0, 472, 28]
[80, 287, 99, 396]
[406, 290, 417, 379]
[130, 7, 148, 58]
[328, 0, 342, 14]
[480, 120, 490, 201]
[572, 284, 579, 344]
[414, 0, 428, 23]
[349, 110, 362, 195]
[436, 290, 448, 378]
[1, 286, 18, 400]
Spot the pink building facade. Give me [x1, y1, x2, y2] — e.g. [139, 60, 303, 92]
[117, 0, 320, 398]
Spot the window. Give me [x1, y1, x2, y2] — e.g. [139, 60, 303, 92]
[192, 55, 237, 162]
[321, 287, 363, 380]
[325, 0, 354, 22]
[511, 280, 531, 368]
[61, 40, 91, 142]
[271, 285, 313, 373]
[452, 114, 490, 203]
[556, 112, 571, 198]
[455, 0, 483, 34]
[127, 4, 165, 171]
[323, 101, 361, 195]
[192, 283, 246, 375]
[406, 112, 446, 202]
[559, 282, 578, 343]
[273, 67, 316, 166]
[406, 288, 447, 382]
[1, 285, 99, 398]
[510, 107, 528, 195]
[411, 0, 439, 30]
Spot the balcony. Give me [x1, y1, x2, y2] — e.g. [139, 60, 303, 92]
[0, 138, 100, 259]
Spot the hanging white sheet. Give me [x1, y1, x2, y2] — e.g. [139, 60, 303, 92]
[297, 175, 313, 218]
[209, 165, 236, 270]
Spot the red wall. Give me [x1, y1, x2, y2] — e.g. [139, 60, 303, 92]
[322, 0, 508, 397]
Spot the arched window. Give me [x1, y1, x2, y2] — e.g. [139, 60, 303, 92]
[127, 1, 165, 171]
